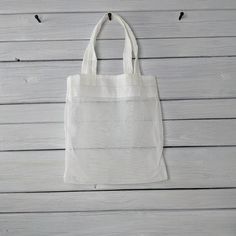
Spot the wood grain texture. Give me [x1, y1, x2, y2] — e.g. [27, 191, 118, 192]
[1, 11, 236, 41]
[1, 0, 236, 13]
[1, 120, 236, 151]
[1, 1, 236, 235]
[0, 147, 235, 192]
[1, 99, 236, 124]
[0, 58, 236, 104]
[1, 210, 236, 236]
[2, 37, 236, 61]
[1, 189, 236, 212]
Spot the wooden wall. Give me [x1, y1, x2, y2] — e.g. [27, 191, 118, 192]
[0, 1, 236, 235]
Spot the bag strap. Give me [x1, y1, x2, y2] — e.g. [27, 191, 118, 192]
[118, 15, 141, 76]
[81, 12, 141, 76]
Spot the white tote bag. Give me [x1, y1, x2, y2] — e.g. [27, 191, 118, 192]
[64, 13, 168, 185]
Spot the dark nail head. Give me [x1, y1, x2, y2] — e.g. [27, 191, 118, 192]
[34, 14, 41, 23]
[179, 11, 184, 20]
[108, 12, 112, 21]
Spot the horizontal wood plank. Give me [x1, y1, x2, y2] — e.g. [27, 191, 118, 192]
[1, 189, 236, 212]
[1, 11, 236, 41]
[0, 147, 235, 191]
[0, 210, 236, 235]
[2, 37, 236, 61]
[162, 99, 236, 120]
[0, 120, 236, 151]
[1, 99, 236, 124]
[1, 0, 236, 13]
[0, 58, 236, 103]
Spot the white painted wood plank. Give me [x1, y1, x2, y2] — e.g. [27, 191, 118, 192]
[0, 123, 64, 151]
[1, 99, 236, 124]
[1, 189, 236, 212]
[0, 103, 63, 123]
[2, 37, 236, 61]
[164, 119, 236, 146]
[1, 11, 236, 41]
[1, 0, 236, 13]
[0, 147, 235, 191]
[1, 210, 235, 236]
[162, 99, 236, 120]
[0, 58, 235, 103]
[0, 120, 235, 151]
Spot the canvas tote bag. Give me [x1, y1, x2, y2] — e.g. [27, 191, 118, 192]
[64, 12, 168, 184]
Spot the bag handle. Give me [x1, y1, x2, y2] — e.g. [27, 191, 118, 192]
[118, 14, 141, 76]
[81, 12, 141, 76]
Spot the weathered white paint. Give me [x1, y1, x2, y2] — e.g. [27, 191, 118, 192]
[1, 210, 236, 236]
[1, 0, 236, 13]
[0, 120, 235, 151]
[0, 1, 236, 234]
[0, 58, 236, 103]
[2, 37, 236, 61]
[1, 99, 236, 124]
[1, 189, 236, 212]
[1, 11, 236, 41]
[0, 147, 235, 192]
